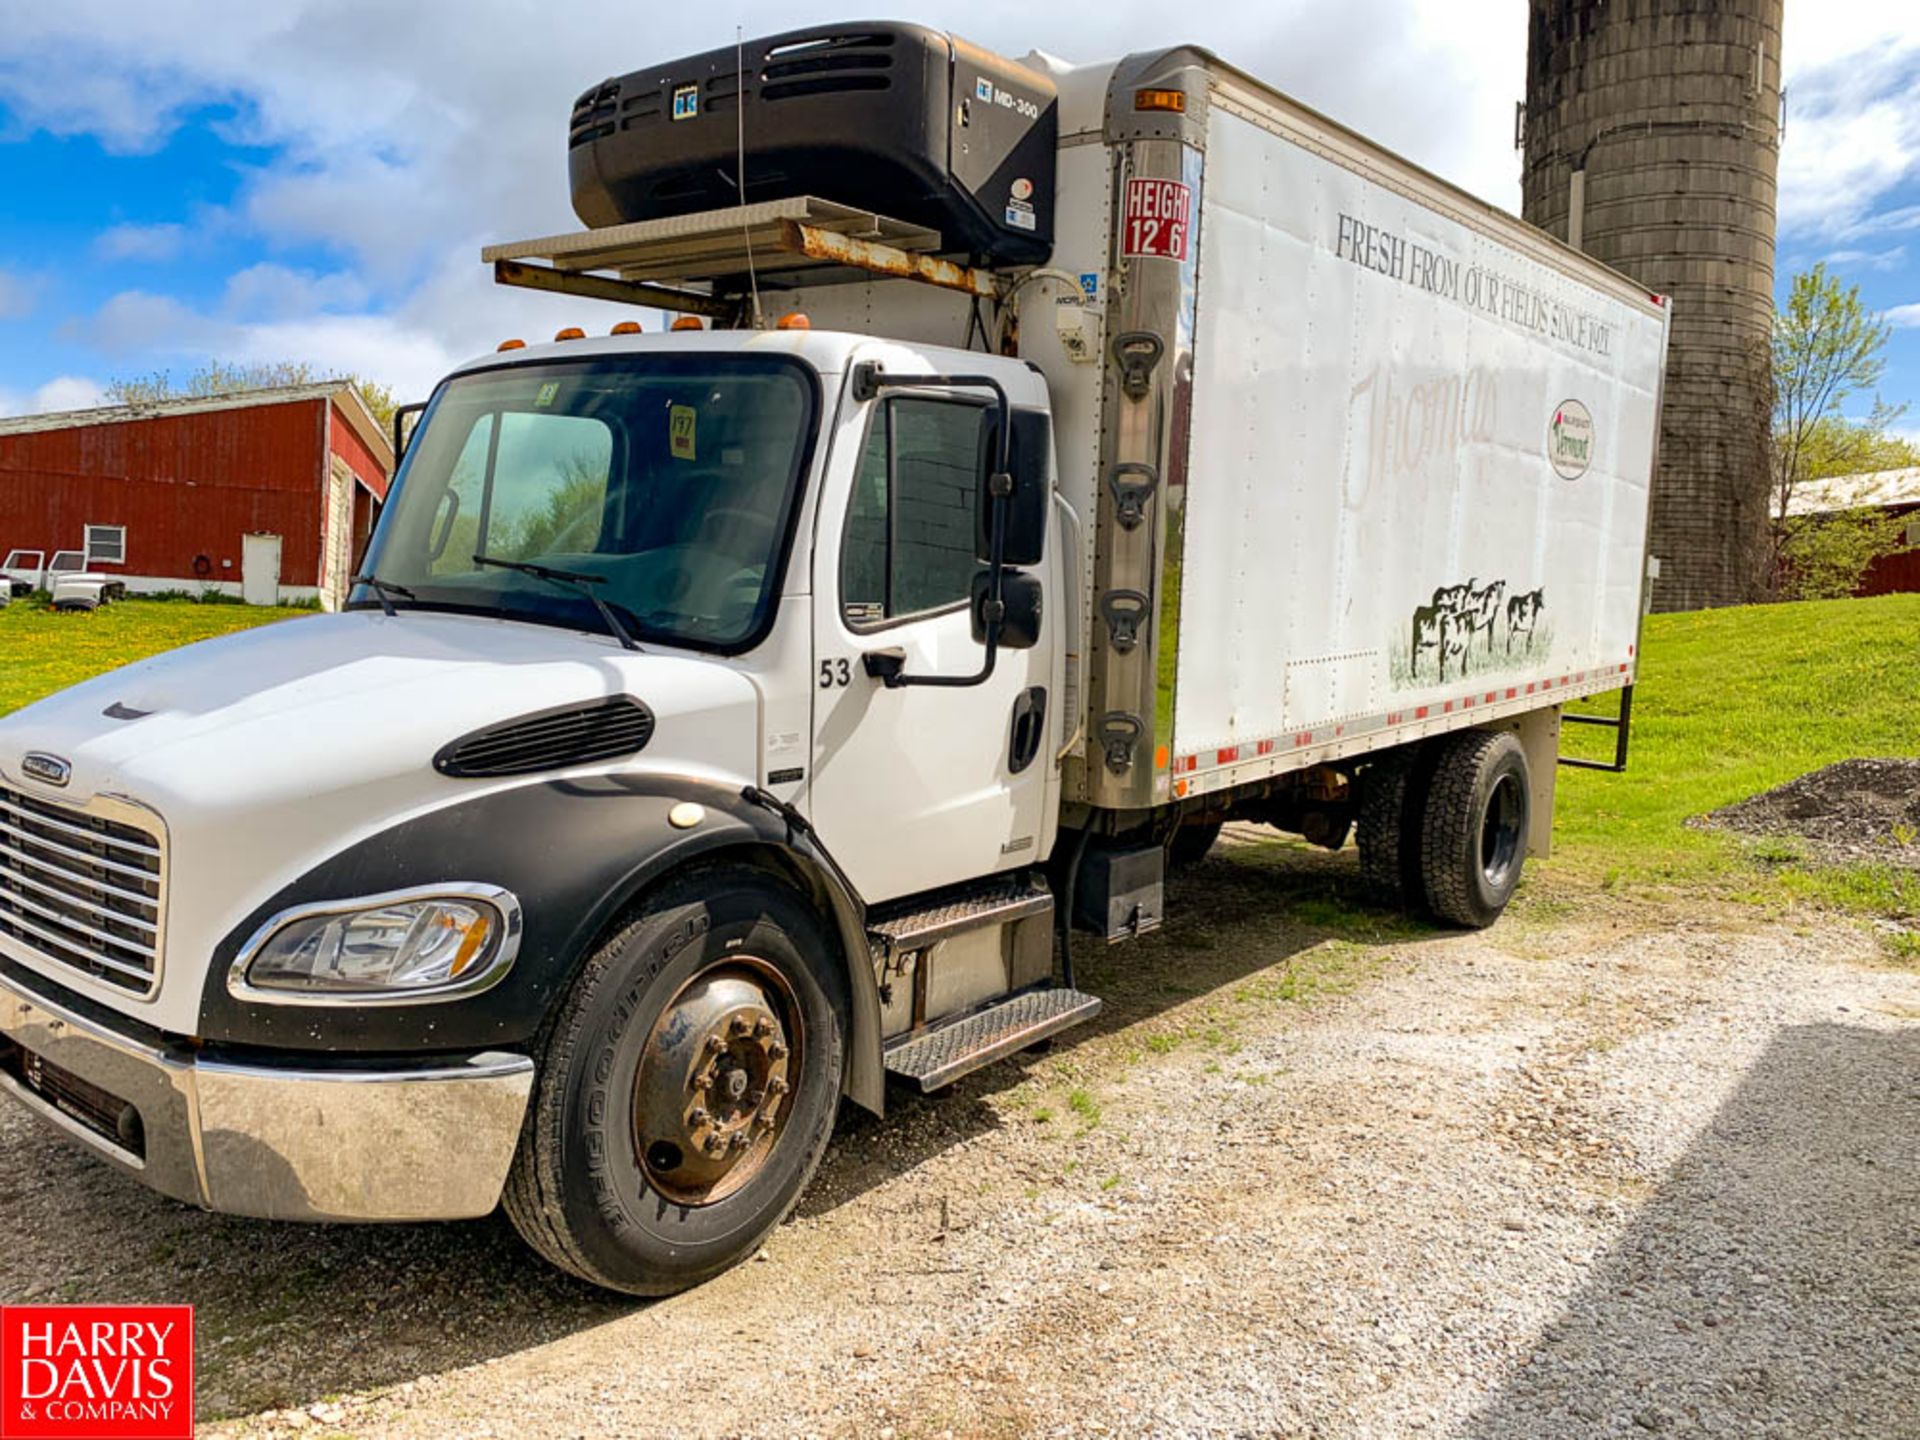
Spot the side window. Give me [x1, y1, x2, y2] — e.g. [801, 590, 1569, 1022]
[427, 411, 612, 576]
[839, 398, 985, 626]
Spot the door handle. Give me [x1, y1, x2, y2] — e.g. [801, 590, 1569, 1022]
[1008, 686, 1048, 775]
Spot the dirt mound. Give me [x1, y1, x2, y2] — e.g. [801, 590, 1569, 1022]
[1704, 758, 1920, 868]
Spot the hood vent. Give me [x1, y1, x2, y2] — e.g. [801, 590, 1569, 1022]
[435, 697, 655, 779]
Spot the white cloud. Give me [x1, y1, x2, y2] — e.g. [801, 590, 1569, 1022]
[0, 375, 107, 418]
[32, 375, 107, 412]
[1779, 44, 1920, 240]
[1824, 244, 1908, 272]
[0, 268, 34, 319]
[1886, 302, 1920, 329]
[220, 262, 368, 320]
[94, 221, 188, 262]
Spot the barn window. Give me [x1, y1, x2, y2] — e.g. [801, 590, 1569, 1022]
[84, 525, 126, 566]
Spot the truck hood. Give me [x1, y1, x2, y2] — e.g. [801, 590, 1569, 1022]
[0, 611, 759, 807]
[0, 611, 762, 1028]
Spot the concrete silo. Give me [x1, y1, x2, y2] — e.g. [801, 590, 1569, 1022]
[1522, 0, 1783, 611]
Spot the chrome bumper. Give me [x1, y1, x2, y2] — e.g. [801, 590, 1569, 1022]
[0, 968, 533, 1222]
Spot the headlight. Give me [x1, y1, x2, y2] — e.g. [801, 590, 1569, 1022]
[231, 886, 522, 1004]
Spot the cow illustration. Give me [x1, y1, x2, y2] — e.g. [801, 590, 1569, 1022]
[1465, 579, 1506, 654]
[1411, 580, 1474, 680]
[1506, 588, 1545, 653]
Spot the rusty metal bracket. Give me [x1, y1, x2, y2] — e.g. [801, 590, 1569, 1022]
[491, 259, 734, 320]
[778, 221, 1002, 301]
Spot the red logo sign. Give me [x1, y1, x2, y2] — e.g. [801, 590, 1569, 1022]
[1123, 178, 1192, 260]
[1, 1307, 193, 1440]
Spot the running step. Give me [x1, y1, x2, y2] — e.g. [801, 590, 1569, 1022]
[884, 987, 1102, 1092]
[867, 875, 1053, 960]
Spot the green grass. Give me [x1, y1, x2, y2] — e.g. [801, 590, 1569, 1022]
[0, 598, 295, 718]
[1552, 593, 1920, 920]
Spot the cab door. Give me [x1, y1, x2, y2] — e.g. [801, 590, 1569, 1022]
[806, 377, 1054, 904]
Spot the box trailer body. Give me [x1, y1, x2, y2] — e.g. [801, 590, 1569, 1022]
[0, 25, 1666, 1297]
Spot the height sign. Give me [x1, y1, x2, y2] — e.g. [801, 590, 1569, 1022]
[1123, 178, 1191, 260]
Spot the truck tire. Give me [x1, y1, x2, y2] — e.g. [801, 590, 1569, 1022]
[504, 868, 848, 1295]
[1355, 746, 1428, 908]
[1167, 817, 1224, 870]
[1417, 730, 1531, 929]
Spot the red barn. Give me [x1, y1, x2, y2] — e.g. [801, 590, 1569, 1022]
[0, 382, 394, 607]
[1786, 467, 1920, 597]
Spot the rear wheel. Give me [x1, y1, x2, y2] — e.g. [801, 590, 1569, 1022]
[1417, 730, 1532, 928]
[1355, 746, 1428, 908]
[504, 869, 847, 1295]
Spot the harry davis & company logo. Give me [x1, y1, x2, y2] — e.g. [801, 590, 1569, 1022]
[1, 1306, 194, 1440]
[1548, 398, 1594, 480]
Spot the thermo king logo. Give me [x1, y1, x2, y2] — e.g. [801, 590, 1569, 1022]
[672, 85, 699, 121]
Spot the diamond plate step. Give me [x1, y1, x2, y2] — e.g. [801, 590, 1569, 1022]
[884, 987, 1102, 1092]
[867, 875, 1053, 959]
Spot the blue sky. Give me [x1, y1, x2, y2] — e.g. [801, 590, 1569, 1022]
[2, 2, 1917, 446]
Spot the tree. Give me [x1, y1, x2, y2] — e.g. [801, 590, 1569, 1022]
[106, 360, 398, 432]
[1772, 265, 1895, 522]
[1777, 509, 1911, 601]
[1770, 265, 1911, 594]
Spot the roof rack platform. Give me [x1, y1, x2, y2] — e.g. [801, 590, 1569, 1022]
[483, 197, 1003, 320]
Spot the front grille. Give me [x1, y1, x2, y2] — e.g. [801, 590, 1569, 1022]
[0, 784, 164, 996]
[0, 1038, 145, 1158]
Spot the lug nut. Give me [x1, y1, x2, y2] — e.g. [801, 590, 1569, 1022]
[704, 1034, 726, 1056]
[688, 1107, 710, 1128]
[754, 1016, 775, 1038]
[757, 1111, 777, 1130]
[729, 1015, 752, 1037]
[769, 1077, 790, 1096]
[732, 1132, 752, 1151]
[767, 1042, 789, 1060]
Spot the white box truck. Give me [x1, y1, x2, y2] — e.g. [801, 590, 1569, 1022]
[0, 23, 1667, 1294]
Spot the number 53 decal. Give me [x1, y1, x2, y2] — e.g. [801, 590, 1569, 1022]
[818, 658, 852, 688]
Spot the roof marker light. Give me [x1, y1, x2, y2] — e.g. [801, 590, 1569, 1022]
[671, 316, 705, 332]
[497, 339, 526, 352]
[610, 321, 643, 335]
[776, 313, 811, 331]
[1135, 88, 1186, 113]
[554, 326, 586, 342]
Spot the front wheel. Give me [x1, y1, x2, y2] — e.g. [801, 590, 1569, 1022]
[1417, 730, 1532, 928]
[504, 868, 848, 1295]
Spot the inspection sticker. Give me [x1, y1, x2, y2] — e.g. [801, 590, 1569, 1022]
[669, 405, 697, 462]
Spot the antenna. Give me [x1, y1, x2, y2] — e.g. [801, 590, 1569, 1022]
[737, 27, 762, 329]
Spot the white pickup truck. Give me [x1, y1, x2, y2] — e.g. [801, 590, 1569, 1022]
[0, 22, 1665, 1295]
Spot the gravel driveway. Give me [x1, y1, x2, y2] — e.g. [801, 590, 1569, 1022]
[3, 835, 1915, 1439]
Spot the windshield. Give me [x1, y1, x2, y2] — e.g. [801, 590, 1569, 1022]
[353, 355, 818, 651]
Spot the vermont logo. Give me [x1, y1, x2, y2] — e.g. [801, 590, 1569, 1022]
[1548, 398, 1594, 480]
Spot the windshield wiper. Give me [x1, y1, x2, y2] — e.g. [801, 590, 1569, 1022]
[351, 573, 416, 618]
[471, 554, 643, 652]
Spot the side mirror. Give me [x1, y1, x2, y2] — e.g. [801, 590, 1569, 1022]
[975, 409, 1049, 567]
[971, 567, 1043, 650]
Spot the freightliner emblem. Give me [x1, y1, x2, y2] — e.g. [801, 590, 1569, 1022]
[20, 752, 71, 787]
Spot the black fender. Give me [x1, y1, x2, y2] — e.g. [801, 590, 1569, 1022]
[196, 773, 888, 1115]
